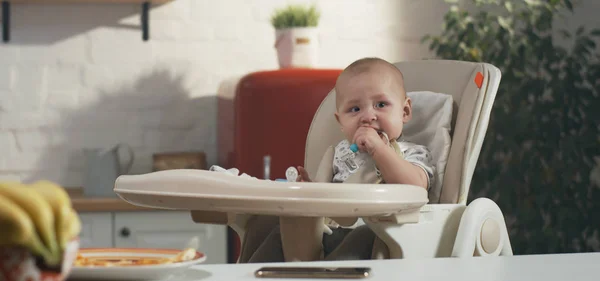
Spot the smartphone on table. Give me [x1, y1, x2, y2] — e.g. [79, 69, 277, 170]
[254, 266, 371, 279]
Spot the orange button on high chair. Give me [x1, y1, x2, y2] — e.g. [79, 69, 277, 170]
[113, 60, 513, 263]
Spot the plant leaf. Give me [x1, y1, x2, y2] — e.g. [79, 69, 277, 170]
[505, 1, 513, 13]
[565, 0, 574, 11]
[422, 0, 600, 256]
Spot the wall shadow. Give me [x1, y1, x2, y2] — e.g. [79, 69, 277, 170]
[21, 65, 217, 191]
[5, 2, 167, 45]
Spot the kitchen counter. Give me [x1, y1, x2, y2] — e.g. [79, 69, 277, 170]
[64, 188, 229, 262]
[67, 188, 156, 212]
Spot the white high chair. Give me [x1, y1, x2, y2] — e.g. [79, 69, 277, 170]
[113, 60, 513, 263]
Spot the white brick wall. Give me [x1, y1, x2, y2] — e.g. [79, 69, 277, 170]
[0, 0, 597, 188]
[4, 0, 587, 188]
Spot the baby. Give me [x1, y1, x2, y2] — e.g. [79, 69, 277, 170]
[298, 57, 433, 187]
[242, 57, 435, 263]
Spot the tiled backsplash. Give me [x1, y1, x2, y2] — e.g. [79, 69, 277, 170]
[1, 0, 596, 187]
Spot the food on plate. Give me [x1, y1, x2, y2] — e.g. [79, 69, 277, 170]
[73, 248, 198, 267]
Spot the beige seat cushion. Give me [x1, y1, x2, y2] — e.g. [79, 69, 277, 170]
[306, 60, 498, 205]
[403, 91, 453, 203]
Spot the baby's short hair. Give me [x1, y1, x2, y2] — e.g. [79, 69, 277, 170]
[342, 57, 404, 80]
[335, 57, 406, 107]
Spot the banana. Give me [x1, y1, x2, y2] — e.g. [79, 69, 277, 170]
[63, 208, 82, 245]
[29, 180, 75, 250]
[0, 182, 60, 263]
[0, 194, 59, 266]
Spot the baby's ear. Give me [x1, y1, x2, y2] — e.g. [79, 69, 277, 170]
[403, 97, 413, 123]
[334, 112, 341, 124]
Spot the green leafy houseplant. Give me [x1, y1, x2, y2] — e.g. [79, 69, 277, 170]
[423, 0, 600, 255]
[271, 4, 320, 30]
[270, 4, 321, 68]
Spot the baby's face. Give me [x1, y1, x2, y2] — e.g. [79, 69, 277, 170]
[334, 68, 410, 142]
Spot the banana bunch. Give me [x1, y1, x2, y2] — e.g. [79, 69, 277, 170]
[0, 180, 81, 267]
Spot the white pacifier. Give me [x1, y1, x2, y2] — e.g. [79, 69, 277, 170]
[285, 166, 299, 182]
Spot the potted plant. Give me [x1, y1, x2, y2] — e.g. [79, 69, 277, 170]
[271, 4, 321, 69]
[422, 0, 600, 254]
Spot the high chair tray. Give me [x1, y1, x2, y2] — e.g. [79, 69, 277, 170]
[113, 169, 428, 217]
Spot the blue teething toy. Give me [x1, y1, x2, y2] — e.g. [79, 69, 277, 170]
[349, 143, 358, 153]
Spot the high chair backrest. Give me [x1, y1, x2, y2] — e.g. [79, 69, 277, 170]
[304, 60, 501, 205]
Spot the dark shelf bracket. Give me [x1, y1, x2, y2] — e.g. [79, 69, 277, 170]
[2, 1, 9, 43]
[141, 1, 149, 41]
[1, 1, 152, 43]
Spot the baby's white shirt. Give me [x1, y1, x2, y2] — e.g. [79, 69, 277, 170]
[332, 139, 435, 190]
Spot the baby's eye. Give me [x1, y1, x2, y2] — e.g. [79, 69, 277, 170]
[375, 102, 386, 108]
[349, 106, 360, 113]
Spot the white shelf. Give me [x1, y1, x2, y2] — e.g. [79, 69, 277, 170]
[1, 0, 174, 42]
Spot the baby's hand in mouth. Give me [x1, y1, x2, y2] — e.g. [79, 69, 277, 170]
[353, 127, 387, 155]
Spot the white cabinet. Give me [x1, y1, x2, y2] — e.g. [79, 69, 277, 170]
[78, 213, 113, 248]
[78, 211, 228, 264]
[113, 211, 227, 264]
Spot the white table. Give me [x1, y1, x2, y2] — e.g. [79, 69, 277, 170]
[170, 253, 600, 281]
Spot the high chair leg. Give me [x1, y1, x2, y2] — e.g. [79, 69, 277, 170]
[280, 216, 325, 262]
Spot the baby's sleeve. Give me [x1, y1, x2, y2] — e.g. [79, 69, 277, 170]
[402, 142, 435, 191]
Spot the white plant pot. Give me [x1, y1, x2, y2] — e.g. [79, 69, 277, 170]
[274, 27, 319, 69]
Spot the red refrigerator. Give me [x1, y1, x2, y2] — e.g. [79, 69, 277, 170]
[218, 68, 342, 262]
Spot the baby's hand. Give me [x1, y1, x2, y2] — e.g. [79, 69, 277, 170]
[353, 126, 387, 155]
[297, 166, 312, 182]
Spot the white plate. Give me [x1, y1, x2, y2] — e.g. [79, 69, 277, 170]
[69, 248, 207, 280]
